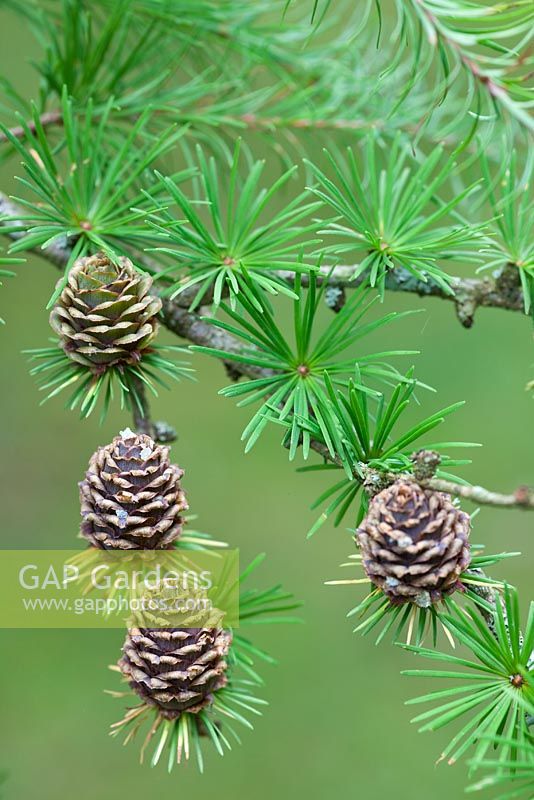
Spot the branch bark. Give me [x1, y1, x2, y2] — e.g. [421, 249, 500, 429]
[129, 374, 178, 443]
[357, 460, 534, 512]
[0, 191, 525, 325]
[426, 477, 534, 510]
[411, 0, 527, 121]
[279, 264, 524, 327]
[130, 374, 156, 438]
[0, 110, 63, 144]
[1, 109, 380, 141]
[0, 194, 73, 268]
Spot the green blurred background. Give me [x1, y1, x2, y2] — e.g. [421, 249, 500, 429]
[0, 5, 532, 799]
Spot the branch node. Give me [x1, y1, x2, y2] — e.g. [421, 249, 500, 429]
[324, 285, 346, 313]
[454, 294, 477, 328]
[411, 449, 442, 482]
[359, 463, 394, 497]
[513, 485, 534, 506]
[153, 421, 178, 444]
[223, 361, 243, 382]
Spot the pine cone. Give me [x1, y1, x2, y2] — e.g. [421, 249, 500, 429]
[119, 627, 232, 719]
[129, 579, 224, 631]
[79, 427, 188, 549]
[50, 252, 162, 368]
[356, 479, 471, 607]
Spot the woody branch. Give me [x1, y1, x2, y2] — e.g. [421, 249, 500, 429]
[1, 195, 532, 511]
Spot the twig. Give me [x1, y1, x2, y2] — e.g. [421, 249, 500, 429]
[129, 374, 178, 443]
[413, 0, 523, 115]
[0, 109, 382, 142]
[278, 264, 524, 328]
[357, 462, 534, 512]
[0, 194, 72, 268]
[160, 301, 277, 378]
[0, 110, 64, 143]
[426, 477, 534, 510]
[130, 374, 156, 438]
[0, 192, 525, 325]
[239, 113, 381, 132]
[128, 374, 177, 443]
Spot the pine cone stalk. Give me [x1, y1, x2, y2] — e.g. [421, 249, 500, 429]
[356, 479, 471, 607]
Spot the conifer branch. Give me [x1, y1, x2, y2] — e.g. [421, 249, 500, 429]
[129, 373, 178, 444]
[129, 374, 156, 439]
[426, 476, 534, 510]
[0, 109, 63, 143]
[0, 200, 534, 510]
[280, 265, 524, 327]
[0, 109, 382, 143]
[238, 113, 379, 132]
[1, 193, 532, 510]
[410, 0, 518, 103]
[0, 193, 72, 269]
[153, 304, 534, 514]
[303, 0, 534, 132]
[357, 461, 534, 511]
[0, 192, 525, 326]
[0, 105, 482, 154]
[2, 4, 531, 789]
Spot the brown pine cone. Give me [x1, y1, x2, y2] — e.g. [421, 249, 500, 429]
[119, 627, 232, 719]
[356, 479, 471, 607]
[79, 427, 188, 549]
[50, 252, 162, 368]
